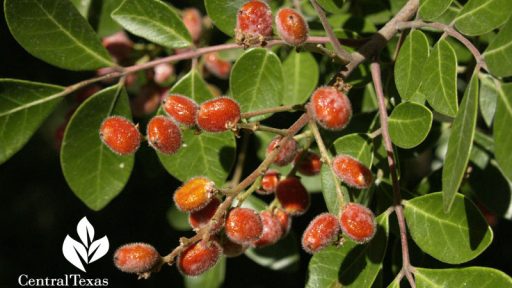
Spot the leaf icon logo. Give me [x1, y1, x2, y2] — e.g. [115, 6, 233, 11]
[62, 217, 109, 272]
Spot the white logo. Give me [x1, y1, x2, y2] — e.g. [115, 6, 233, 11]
[62, 217, 109, 272]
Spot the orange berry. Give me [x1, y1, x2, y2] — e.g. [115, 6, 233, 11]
[236, 1, 273, 39]
[257, 170, 280, 195]
[99, 116, 141, 155]
[177, 240, 222, 276]
[266, 136, 298, 166]
[310, 86, 352, 131]
[332, 154, 373, 189]
[294, 151, 322, 176]
[196, 97, 241, 132]
[274, 209, 292, 236]
[302, 213, 340, 254]
[189, 197, 222, 231]
[252, 211, 283, 248]
[276, 177, 310, 215]
[275, 8, 309, 46]
[173, 177, 216, 212]
[225, 208, 263, 245]
[339, 203, 376, 244]
[147, 115, 182, 155]
[162, 94, 199, 127]
[204, 52, 232, 79]
[114, 243, 161, 274]
[183, 8, 203, 42]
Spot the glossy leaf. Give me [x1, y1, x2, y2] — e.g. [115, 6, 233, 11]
[394, 30, 430, 101]
[332, 133, 373, 167]
[112, 0, 191, 49]
[320, 164, 346, 215]
[388, 102, 433, 149]
[169, 70, 214, 104]
[70, 0, 92, 17]
[185, 257, 226, 288]
[419, 39, 458, 117]
[419, 0, 454, 20]
[494, 83, 512, 181]
[61, 85, 133, 211]
[415, 267, 512, 287]
[404, 192, 493, 264]
[306, 212, 390, 288]
[4, 0, 113, 70]
[230, 48, 283, 121]
[454, 0, 512, 36]
[204, 0, 246, 36]
[484, 17, 512, 77]
[97, 0, 124, 37]
[282, 51, 319, 105]
[442, 72, 478, 212]
[245, 232, 300, 272]
[0, 79, 63, 164]
[479, 74, 498, 127]
[317, 0, 346, 13]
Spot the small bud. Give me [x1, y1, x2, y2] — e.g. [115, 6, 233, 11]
[257, 170, 280, 195]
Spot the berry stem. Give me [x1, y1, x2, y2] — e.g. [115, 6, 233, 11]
[230, 131, 250, 187]
[237, 123, 288, 136]
[370, 60, 415, 288]
[240, 104, 302, 119]
[236, 176, 262, 207]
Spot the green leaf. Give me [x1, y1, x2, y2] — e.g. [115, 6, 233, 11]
[166, 206, 191, 231]
[317, 0, 346, 14]
[170, 70, 214, 104]
[403, 192, 493, 264]
[245, 232, 300, 272]
[442, 72, 478, 212]
[230, 48, 283, 121]
[0, 79, 64, 164]
[4, 0, 113, 70]
[320, 164, 345, 214]
[70, 0, 92, 17]
[97, 0, 124, 37]
[484, 17, 512, 77]
[388, 102, 433, 149]
[479, 74, 499, 127]
[419, 0, 454, 21]
[419, 39, 458, 117]
[494, 83, 512, 181]
[185, 257, 226, 288]
[415, 267, 512, 287]
[111, 0, 191, 49]
[61, 85, 133, 211]
[306, 212, 390, 288]
[394, 30, 430, 101]
[332, 133, 373, 167]
[282, 51, 319, 105]
[204, 0, 246, 36]
[454, 0, 512, 36]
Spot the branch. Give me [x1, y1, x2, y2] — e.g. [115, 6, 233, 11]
[370, 61, 415, 288]
[240, 104, 302, 118]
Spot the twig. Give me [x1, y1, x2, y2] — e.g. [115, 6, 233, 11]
[240, 104, 302, 119]
[237, 123, 288, 136]
[230, 131, 250, 187]
[370, 61, 415, 288]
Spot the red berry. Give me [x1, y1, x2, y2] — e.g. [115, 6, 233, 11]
[102, 31, 133, 64]
[274, 209, 292, 235]
[174, 177, 216, 212]
[162, 94, 199, 127]
[332, 154, 373, 189]
[147, 115, 182, 155]
[257, 170, 280, 195]
[302, 213, 340, 254]
[99, 116, 141, 155]
[153, 62, 174, 85]
[114, 243, 161, 274]
[339, 203, 376, 244]
[276, 177, 310, 215]
[219, 233, 248, 257]
[189, 197, 222, 231]
[177, 240, 222, 276]
[294, 151, 322, 176]
[183, 8, 203, 42]
[275, 8, 309, 46]
[236, 1, 273, 42]
[225, 208, 263, 245]
[204, 52, 232, 79]
[266, 136, 298, 166]
[310, 86, 352, 131]
[252, 211, 283, 248]
[196, 97, 241, 132]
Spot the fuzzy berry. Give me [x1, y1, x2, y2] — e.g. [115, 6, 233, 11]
[294, 151, 322, 176]
[274, 209, 292, 236]
[257, 170, 280, 195]
[225, 208, 263, 245]
[177, 240, 222, 276]
[196, 97, 241, 132]
[310, 86, 352, 131]
[99, 116, 141, 155]
[183, 8, 203, 42]
[114, 243, 161, 274]
[339, 203, 377, 244]
[275, 8, 309, 46]
[219, 234, 247, 257]
[332, 154, 373, 189]
[147, 115, 182, 155]
[174, 177, 216, 212]
[236, 0, 273, 42]
[162, 94, 199, 127]
[302, 213, 340, 254]
[189, 197, 222, 231]
[252, 211, 283, 248]
[204, 52, 232, 79]
[266, 136, 298, 166]
[276, 177, 310, 215]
